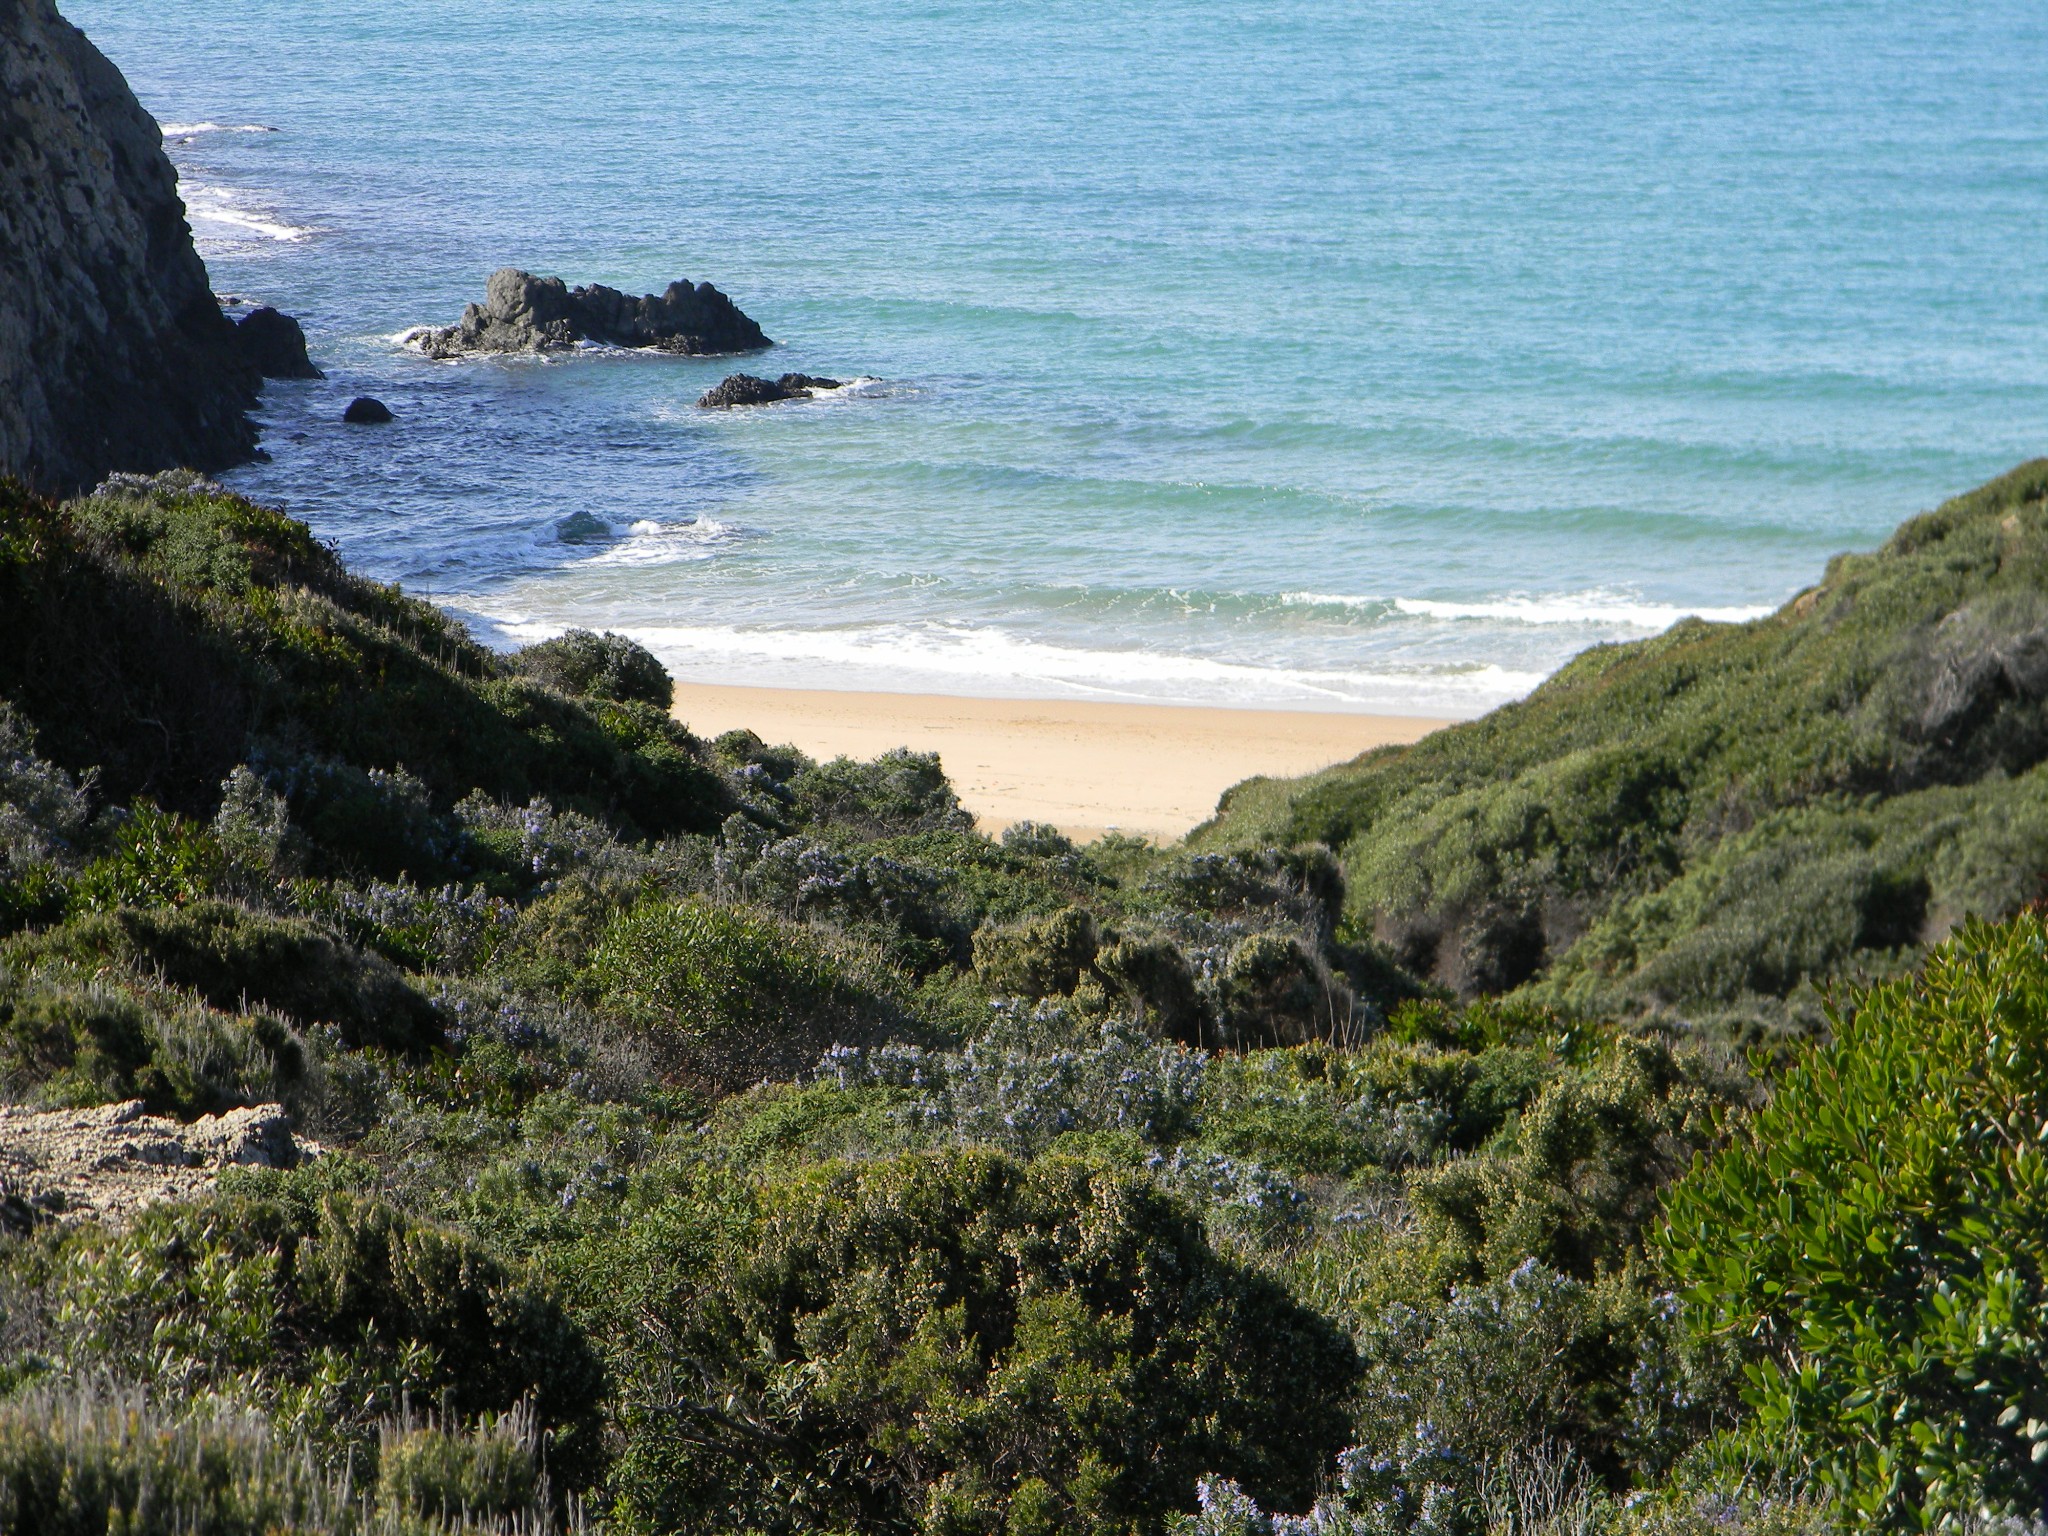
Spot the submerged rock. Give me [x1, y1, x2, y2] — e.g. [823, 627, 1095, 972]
[417, 267, 771, 359]
[0, 0, 263, 492]
[343, 395, 393, 424]
[555, 510, 612, 543]
[234, 306, 323, 379]
[698, 371, 843, 409]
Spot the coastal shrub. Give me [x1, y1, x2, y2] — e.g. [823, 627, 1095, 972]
[1097, 932, 1209, 1041]
[0, 1383, 564, 1536]
[1151, 846, 1345, 932]
[7, 899, 441, 1052]
[587, 896, 902, 1087]
[1659, 913, 2048, 1526]
[1217, 931, 1348, 1047]
[593, 1147, 1360, 1534]
[311, 878, 518, 976]
[0, 973, 153, 1107]
[0, 478, 731, 836]
[788, 747, 975, 837]
[819, 1021, 1208, 1156]
[711, 814, 958, 968]
[0, 1385, 350, 1536]
[0, 702, 91, 931]
[1195, 461, 2048, 1018]
[454, 791, 634, 889]
[972, 904, 1100, 998]
[69, 801, 225, 911]
[1171, 1430, 1466, 1536]
[376, 1405, 543, 1524]
[211, 763, 307, 888]
[1411, 1036, 1723, 1282]
[3, 1180, 606, 1485]
[512, 628, 673, 710]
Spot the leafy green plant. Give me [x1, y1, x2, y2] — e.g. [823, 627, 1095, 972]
[70, 802, 224, 911]
[3, 1178, 606, 1488]
[1661, 913, 2048, 1525]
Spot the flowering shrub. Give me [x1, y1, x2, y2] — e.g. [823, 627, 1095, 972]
[1175, 1427, 1465, 1536]
[818, 1018, 1207, 1155]
[455, 792, 629, 887]
[320, 878, 516, 974]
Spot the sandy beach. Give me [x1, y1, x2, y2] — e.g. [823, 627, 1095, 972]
[671, 684, 1447, 842]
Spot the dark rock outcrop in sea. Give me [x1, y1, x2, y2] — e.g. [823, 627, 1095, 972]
[416, 268, 771, 359]
[343, 396, 393, 425]
[233, 306, 323, 380]
[0, 0, 263, 494]
[697, 372, 843, 409]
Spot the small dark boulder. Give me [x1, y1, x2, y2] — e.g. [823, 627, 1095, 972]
[697, 372, 843, 409]
[342, 396, 393, 425]
[234, 307, 323, 379]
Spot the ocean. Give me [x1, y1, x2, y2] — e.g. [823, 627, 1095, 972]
[66, 0, 2048, 715]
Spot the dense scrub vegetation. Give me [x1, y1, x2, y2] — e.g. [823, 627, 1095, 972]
[1202, 460, 2048, 1037]
[5, 468, 2048, 1531]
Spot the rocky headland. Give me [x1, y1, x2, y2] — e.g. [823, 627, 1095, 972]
[0, 0, 272, 493]
[415, 267, 772, 359]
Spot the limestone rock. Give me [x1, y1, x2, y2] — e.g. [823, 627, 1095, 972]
[0, 1099, 319, 1228]
[417, 267, 771, 359]
[697, 371, 843, 409]
[0, 0, 262, 493]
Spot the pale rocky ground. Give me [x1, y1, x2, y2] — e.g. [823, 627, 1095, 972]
[0, 1099, 317, 1228]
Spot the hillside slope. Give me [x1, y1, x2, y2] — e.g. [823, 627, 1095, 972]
[1199, 460, 2048, 1031]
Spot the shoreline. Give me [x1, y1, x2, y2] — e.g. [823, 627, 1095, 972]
[670, 682, 1448, 842]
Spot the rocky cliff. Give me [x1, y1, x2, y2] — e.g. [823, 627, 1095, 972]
[0, 0, 260, 494]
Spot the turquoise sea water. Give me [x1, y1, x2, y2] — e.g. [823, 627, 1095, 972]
[68, 0, 2048, 714]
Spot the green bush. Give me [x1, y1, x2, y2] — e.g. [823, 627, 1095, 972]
[7, 899, 440, 1052]
[69, 801, 225, 911]
[512, 628, 673, 711]
[3, 1179, 605, 1487]
[1660, 913, 2048, 1526]
[587, 896, 903, 1088]
[0, 1384, 561, 1535]
[1413, 1036, 1723, 1283]
[0, 1386, 351, 1536]
[590, 1147, 1359, 1535]
[789, 748, 976, 837]
[377, 1407, 541, 1523]
[972, 905, 1100, 998]
[0, 968, 310, 1116]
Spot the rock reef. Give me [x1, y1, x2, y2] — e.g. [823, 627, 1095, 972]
[698, 371, 843, 408]
[0, 0, 263, 493]
[417, 267, 771, 359]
